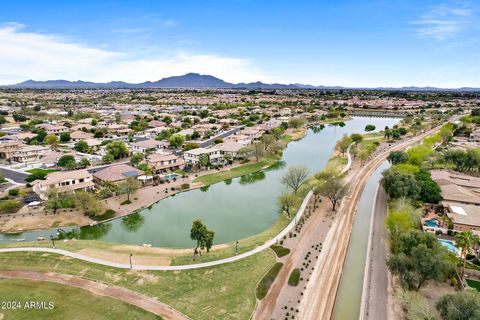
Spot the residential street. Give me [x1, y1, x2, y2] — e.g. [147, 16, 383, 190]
[361, 186, 389, 320]
[0, 167, 27, 183]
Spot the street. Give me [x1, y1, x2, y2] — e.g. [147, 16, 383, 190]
[0, 167, 27, 183]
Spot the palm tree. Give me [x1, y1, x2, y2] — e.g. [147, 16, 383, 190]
[455, 231, 480, 279]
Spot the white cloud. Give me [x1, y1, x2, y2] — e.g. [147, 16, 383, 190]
[412, 4, 473, 40]
[0, 23, 270, 85]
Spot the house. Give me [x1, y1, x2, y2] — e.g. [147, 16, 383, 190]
[443, 203, 480, 234]
[93, 163, 143, 184]
[70, 131, 94, 141]
[145, 153, 185, 174]
[12, 145, 50, 163]
[431, 170, 480, 207]
[0, 141, 23, 160]
[215, 141, 245, 158]
[32, 169, 94, 200]
[40, 151, 81, 168]
[107, 124, 131, 136]
[36, 124, 69, 135]
[184, 147, 222, 166]
[130, 139, 168, 153]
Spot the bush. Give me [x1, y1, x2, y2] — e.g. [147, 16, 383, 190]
[0, 200, 21, 214]
[8, 188, 19, 197]
[256, 262, 283, 300]
[270, 245, 291, 257]
[120, 200, 131, 205]
[181, 183, 190, 190]
[288, 268, 301, 286]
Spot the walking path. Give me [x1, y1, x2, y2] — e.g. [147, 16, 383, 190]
[0, 190, 312, 271]
[360, 186, 389, 320]
[0, 270, 189, 320]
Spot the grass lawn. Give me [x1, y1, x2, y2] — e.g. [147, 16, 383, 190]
[288, 268, 300, 286]
[25, 169, 58, 175]
[256, 262, 283, 300]
[0, 278, 160, 320]
[193, 156, 279, 186]
[467, 279, 480, 292]
[270, 245, 291, 258]
[0, 250, 276, 320]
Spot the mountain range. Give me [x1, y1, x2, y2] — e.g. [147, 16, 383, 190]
[4, 73, 480, 91]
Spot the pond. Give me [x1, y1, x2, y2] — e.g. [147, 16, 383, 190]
[0, 117, 399, 248]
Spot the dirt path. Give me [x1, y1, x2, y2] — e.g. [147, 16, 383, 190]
[0, 270, 189, 320]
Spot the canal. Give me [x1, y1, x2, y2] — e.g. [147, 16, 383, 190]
[0, 117, 399, 248]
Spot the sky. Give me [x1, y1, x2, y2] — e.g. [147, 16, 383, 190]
[0, 0, 479, 87]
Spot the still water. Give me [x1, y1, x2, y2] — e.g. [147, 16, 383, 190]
[0, 117, 398, 248]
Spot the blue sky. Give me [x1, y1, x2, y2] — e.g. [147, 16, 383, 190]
[0, 0, 479, 87]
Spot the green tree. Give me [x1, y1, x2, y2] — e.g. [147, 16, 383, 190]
[75, 140, 89, 153]
[106, 140, 129, 159]
[168, 134, 185, 149]
[387, 151, 408, 165]
[79, 158, 90, 168]
[281, 165, 309, 194]
[277, 193, 299, 218]
[190, 220, 215, 258]
[59, 132, 71, 143]
[350, 133, 363, 143]
[414, 169, 442, 204]
[102, 153, 114, 164]
[336, 134, 351, 156]
[45, 134, 58, 149]
[118, 177, 141, 202]
[57, 155, 76, 168]
[316, 174, 348, 211]
[130, 152, 144, 166]
[74, 191, 101, 216]
[455, 231, 480, 279]
[436, 290, 480, 320]
[381, 168, 421, 200]
[385, 209, 415, 251]
[365, 124, 376, 132]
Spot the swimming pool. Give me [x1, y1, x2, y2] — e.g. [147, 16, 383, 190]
[424, 219, 440, 228]
[439, 239, 459, 254]
[162, 173, 179, 181]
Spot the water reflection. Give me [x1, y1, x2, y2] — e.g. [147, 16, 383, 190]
[239, 171, 266, 185]
[200, 185, 210, 192]
[121, 213, 145, 232]
[265, 160, 286, 171]
[311, 124, 325, 133]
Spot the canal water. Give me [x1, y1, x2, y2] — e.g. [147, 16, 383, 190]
[331, 161, 390, 320]
[0, 117, 398, 248]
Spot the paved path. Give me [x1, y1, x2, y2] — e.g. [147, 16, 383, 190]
[0, 270, 189, 320]
[0, 166, 27, 183]
[0, 191, 312, 270]
[360, 186, 389, 320]
[341, 142, 354, 174]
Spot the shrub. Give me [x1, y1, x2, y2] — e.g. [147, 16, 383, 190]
[256, 262, 283, 300]
[181, 183, 190, 190]
[288, 269, 301, 286]
[8, 188, 19, 197]
[120, 200, 131, 205]
[271, 245, 291, 257]
[0, 200, 21, 214]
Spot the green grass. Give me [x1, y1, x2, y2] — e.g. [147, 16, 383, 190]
[0, 250, 276, 320]
[467, 279, 480, 292]
[193, 156, 279, 186]
[25, 169, 57, 175]
[288, 268, 300, 286]
[0, 278, 161, 320]
[270, 245, 290, 258]
[256, 262, 283, 300]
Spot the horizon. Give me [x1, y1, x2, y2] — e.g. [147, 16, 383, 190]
[1, 1, 479, 88]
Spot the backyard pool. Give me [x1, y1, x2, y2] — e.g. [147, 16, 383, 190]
[424, 219, 440, 228]
[439, 239, 459, 254]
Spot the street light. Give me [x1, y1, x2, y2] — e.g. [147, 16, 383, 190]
[50, 235, 55, 249]
[129, 253, 133, 269]
[235, 241, 239, 255]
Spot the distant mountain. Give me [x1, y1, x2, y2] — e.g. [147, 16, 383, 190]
[5, 73, 480, 91]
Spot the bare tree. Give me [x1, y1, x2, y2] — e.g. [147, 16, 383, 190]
[317, 175, 348, 211]
[119, 177, 141, 202]
[277, 193, 299, 218]
[281, 165, 309, 194]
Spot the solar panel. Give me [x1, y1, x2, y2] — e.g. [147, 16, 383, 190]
[122, 170, 139, 177]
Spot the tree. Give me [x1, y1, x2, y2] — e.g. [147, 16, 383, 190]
[387, 151, 408, 165]
[414, 169, 442, 204]
[59, 132, 71, 143]
[387, 230, 454, 291]
[436, 290, 480, 320]
[57, 155, 76, 168]
[277, 193, 298, 218]
[381, 168, 421, 200]
[365, 124, 376, 132]
[102, 153, 114, 164]
[75, 140, 89, 153]
[385, 209, 415, 251]
[336, 134, 351, 156]
[316, 175, 348, 211]
[45, 134, 58, 149]
[168, 134, 185, 149]
[190, 220, 215, 258]
[455, 231, 480, 279]
[45, 187, 62, 214]
[74, 191, 100, 216]
[183, 142, 199, 151]
[261, 134, 276, 152]
[288, 117, 306, 128]
[130, 152, 144, 166]
[118, 177, 141, 202]
[79, 158, 90, 168]
[106, 141, 129, 159]
[281, 166, 309, 194]
[350, 133, 363, 143]
[198, 153, 210, 168]
[251, 142, 266, 162]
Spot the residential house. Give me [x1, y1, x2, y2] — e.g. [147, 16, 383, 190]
[70, 131, 94, 141]
[93, 163, 143, 185]
[184, 147, 222, 166]
[145, 153, 185, 174]
[32, 169, 94, 200]
[0, 141, 23, 160]
[215, 141, 245, 159]
[12, 145, 50, 163]
[37, 124, 69, 135]
[130, 139, 168, 153]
